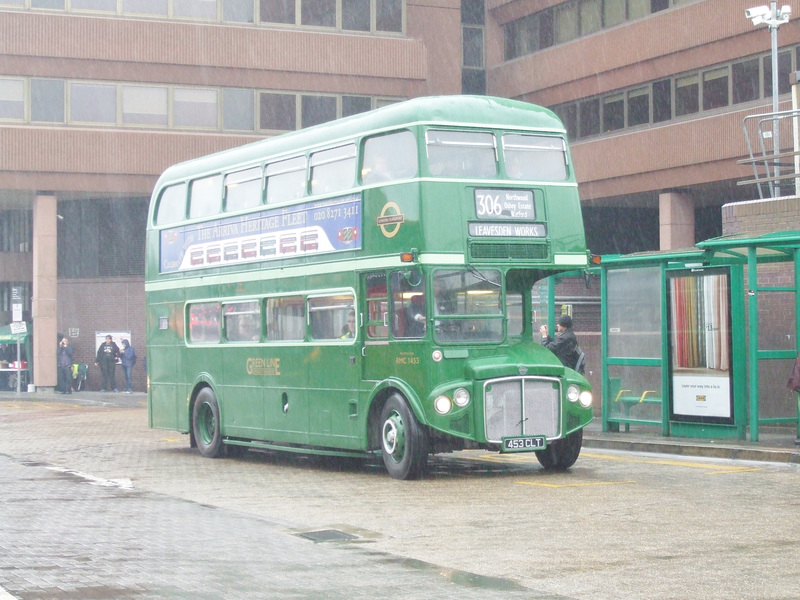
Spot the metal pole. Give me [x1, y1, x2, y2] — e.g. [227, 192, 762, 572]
[771, 1, 780, 196]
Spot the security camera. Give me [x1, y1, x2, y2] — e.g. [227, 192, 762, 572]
[781, 5, 792, 17]
[745, 6, 770, 19]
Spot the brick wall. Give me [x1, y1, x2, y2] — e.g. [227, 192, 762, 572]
[722, 196, 800, 420]
[57, 278, 146, 392]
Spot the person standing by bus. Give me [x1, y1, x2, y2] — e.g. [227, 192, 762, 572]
[95, 335, 120, 393]
[540, 315, 580, 369]
[119, 338, 136, 393]
[57, 335, 73, 394]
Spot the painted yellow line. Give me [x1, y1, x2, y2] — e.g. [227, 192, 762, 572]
[515, 480, 636, 488]
[581, 452, 763, 474]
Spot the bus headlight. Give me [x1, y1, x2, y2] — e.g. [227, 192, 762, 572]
[567, 384, 580, 403]
[579, 391, 593, 408]
[453, 387, 470, 407]
[434, 395, 452, 415]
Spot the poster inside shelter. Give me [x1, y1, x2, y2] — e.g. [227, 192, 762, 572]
[667, 268, 733, 424]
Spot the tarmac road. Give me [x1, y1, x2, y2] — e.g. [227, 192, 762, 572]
[1, 392, 799, 599]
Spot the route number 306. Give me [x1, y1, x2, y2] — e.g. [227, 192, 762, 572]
[475, 193, 503, 217]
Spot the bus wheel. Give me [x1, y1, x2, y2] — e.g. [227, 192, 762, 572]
[379, 393, 428, 480]
[192, 387, 224, 458]
[536, 429, 582, 471]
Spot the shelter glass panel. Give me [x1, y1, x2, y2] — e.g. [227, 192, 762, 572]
[607, 266, 661, 358]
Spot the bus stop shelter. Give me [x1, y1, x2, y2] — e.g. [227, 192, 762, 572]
[599, 231, 800, 441]
[0, 323, 33, 392]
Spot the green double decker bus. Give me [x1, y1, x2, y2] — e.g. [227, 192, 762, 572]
[145, 95, 593, 479]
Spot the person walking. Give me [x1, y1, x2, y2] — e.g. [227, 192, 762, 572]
[95, 335, 120, 393]
[57, 336, 74, 394]
[119, 339, 136, 393]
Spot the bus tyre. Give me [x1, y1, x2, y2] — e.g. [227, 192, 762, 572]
[536, 428, 582, 471]
[192, 388, 224, 458]
[379, 393, 428, 480]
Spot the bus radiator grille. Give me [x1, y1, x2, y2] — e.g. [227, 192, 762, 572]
[469, 242, 548, 261]
[483, 377, 560, 443]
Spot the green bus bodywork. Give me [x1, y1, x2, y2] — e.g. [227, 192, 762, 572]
[146, 95, 593, 479]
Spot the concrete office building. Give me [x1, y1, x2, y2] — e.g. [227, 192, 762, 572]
[0, 0, 794, 389]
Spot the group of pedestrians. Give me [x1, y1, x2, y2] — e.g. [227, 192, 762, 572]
[57, 334, 137, 394]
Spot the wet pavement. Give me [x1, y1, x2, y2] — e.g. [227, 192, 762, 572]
[1, 389, 799, 599]
[4, 388, 800, 465]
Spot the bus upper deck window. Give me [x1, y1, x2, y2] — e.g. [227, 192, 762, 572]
[426, 130, 497, 179]
[189, 174, 223, 219]
[225, 167, 263, 212]
[502, 134, 568, 181]
[155, 183, 187, 226]
[362, 131, 418, 184]
[266, 156, 307, 204]
[310, 144, 357, 195]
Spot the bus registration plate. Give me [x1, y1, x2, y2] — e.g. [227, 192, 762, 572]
[501, 436, 546, 452]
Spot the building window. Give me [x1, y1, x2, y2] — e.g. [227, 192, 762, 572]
[554, 2, 578, 45]
[763, 50, 792, 97]
[223, 88, 255, 130]
[675, 74, 699, 117]
[31, 79, 65, 123]
[123, 0, 168, 15]
[174, 0, 217, 18]
[652, 78, 671, 122]
[70, 83, 116, 124]
[0, 79, 25, 120]
[174, 88, 218, 128]
[72, 0, 116, 11]
[260, 93, 297, 131]
[122, 85, 168, 125]
[702, 67, 728, 111]
[301, 95, 336, 128]
[580, 0, 601, 35]
[261, 0, 294, 23]
[603, 0, 625, 28]
[342, 95, 371, 117]
[301, 0, 335, 26]
[223, 0, 253, 21]
[627, 87, 649, 127]
[342, 0, 370, 30]
[732, 59, 760, 105]
[603, 93, 624, 132]
[376, 0, 402, 32]
[579, 98, 600, 137]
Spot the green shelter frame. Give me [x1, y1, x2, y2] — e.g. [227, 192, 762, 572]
[598, 231, 800, 441]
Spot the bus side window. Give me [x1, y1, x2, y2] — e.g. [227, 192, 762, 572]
[362, 130, 418, 185]
[308, 293, 355, 340]
[502, 134, 568, 181]
[266, 156, 307, 204]
[390, 270, 426, 339]
[188, 302, 221, 343]
[189, 174, 223, 219]
[224, 301, 261, 342]
[155, 183, 187, 226]
[225, 167, 263, 212]
[310, 144, 356, 195]
[266, 296, 304, 341]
